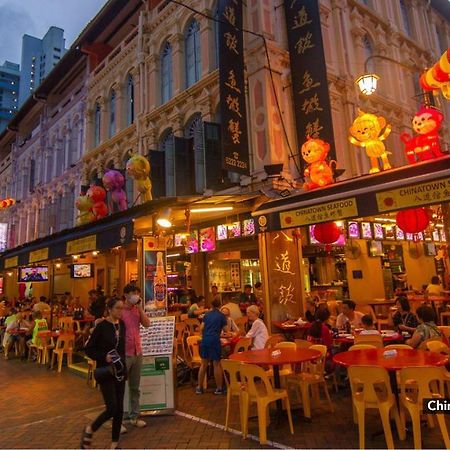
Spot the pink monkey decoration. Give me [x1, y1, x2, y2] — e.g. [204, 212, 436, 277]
[102, 170, 128, 212]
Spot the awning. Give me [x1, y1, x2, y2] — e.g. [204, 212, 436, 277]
[253, 156, 450, 232]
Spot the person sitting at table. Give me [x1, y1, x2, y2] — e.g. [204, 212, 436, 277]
[245, 305, 269, 350]
[426, 276, 442, 296]
[336, 300, 364, 330]
[389, 296, 418, 334]
[26, 311, 48, 359]
[306, 308, 333, 349]
[188, 296, 208, 318]
[406, 305, 443, 348]
[33, 296, 51, 314]
[4, 312, 24, 359]
[196, 298, 227, 395]
[71, 297, 85, 320]
[221, 301, 242, 321]
[304, 297, 318, 323]
[220, 307, 239, 337]
[239, 284, 258, 305]
[359, 315, 380, 335]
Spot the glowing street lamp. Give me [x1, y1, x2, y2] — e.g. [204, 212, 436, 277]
[355, 74, 379, 95]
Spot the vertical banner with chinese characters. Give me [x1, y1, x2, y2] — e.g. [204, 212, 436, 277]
[266, 230, 303, 325]
[218, 0, 250, 175]
[284, 0, 335, 172]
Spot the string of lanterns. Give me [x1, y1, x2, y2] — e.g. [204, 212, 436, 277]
[0, 198, 15, 209]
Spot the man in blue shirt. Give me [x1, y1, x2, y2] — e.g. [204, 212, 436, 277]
[196, 298, 227, 395]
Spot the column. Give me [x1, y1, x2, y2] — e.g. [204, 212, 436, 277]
[147, 54, 159, 110]
[169, 33, 184, 96]
[198, 13, 215, 76]
[116, 85, 125, 132]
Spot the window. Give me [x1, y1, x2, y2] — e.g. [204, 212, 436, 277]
[29, 159, 35, 192]
[109, 90, 116, 138]
[94, 102, 101, 147]
[159, 130, 175, 196]
[69, 122, 80, 165]
[185, 19, 201, 87]
[160, 42, 173, 104]
[126, 74, 134, 126]
[399, 0, 412, 37]
[363, 35, 375, 72]
[185, 113, 205, 193]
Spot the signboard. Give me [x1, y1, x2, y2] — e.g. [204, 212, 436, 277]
[140, 316, 175, 356]
[376, 177, 450, 212]
[284, 0, 335, 171]
[218, 0, 250, 175]
[280, 197, 358, 228]
[5, 256, 18, 269]
[66, 235, 96, 255]
[0, 223, 7, 252]
[29, 247, 48, 263]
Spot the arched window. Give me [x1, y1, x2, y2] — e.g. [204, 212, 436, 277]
[123, 153, 134, 208]
[159, 130, 175, 196]
[185, 19, 201, 87]
[126, 74, 134, 126]
[69, 121, 80, 165]
[94, 102, 101, 147]
[185, 113, 204, 193]
[400, 0, 412, 37]
[109, 90, 116, 138]
[161, 42, 173, 104]
[363, 35, 375, 72]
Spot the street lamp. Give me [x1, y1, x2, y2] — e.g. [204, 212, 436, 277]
[356, 54, 419, 95]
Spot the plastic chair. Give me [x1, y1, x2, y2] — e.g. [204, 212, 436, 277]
[50, 333, 74, 372]
[58, 317, 74, 332]
[184, 318, 201, 336]
[426, 340, 450, 355]
[266, 342, 296, 381]
[349, 344, 377, 351]
[240, 362, 294, 444]
[349, 365, 405, 450]
[233, 337, 252, 354]
[294, 339, 313, 349]
[399, 366, 450, 449]
[384, 344, 413, 350]
[234, 316, 248, 336]
[418, 337, 444, 350]
[264, 334, 283, 349]
[186, 335, 203, 386]
[174, 322, 189, 359]
[438, 325, 450, 339]
[86, 357, 97, 388]
[221, 359, 245, 432]
[354, 334, 384, 348]
[180, 313, 188, 322]
[38, 334, 54, 365]
[287, 344, 334, 420]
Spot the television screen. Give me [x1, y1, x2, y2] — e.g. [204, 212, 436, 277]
[186, 231, 199, 253]
[200, 227, 216, 252]
[348, 221, 360, 239]
[227, 222, 241, 239]
[71, 264, 93, 278]
[242, 219, 255, 236]
[19, 266, 49, 282]
[373, 223, 384, 240]
[396, 227, 404, 240]
[384, 225, 395, 240]
[368, 240, 384, 257]
[361, 222, 373, 239]
[424, 243, 437, 256]
[216, 224, 228, 240]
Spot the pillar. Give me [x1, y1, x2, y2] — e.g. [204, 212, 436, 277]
[169, 33, 184, 96]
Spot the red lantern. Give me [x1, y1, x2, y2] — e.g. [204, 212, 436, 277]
[313, 222, 341, 252]
[396, 208, 430, 234]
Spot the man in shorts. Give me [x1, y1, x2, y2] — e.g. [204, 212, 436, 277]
[196, 298, 227, 395]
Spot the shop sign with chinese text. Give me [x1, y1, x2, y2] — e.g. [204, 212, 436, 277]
[376, 177, 450, 212]
[284, 0, 335, 171]
[218, 0, 250, 175]
[29, 248, 48, 263]
[66, 235, 96, 255]
[280, 197, 358, 228]
[4, 256, 18, 269]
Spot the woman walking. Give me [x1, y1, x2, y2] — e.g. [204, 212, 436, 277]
[80, 297, 127, 449]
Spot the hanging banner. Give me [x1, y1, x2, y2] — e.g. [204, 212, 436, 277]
[284, 0, 335, 171]
[142, 236, 167, 312]
[218, 0, 250, 175]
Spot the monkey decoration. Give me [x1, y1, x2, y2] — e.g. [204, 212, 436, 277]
[400, 105, 444, 164]
[348, 110, 392, 174]
[301, 137, 336, 190]
[126, 155, 152, 203]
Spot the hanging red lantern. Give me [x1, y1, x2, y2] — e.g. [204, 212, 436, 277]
[313, 222, 341, 252]
[396, 208, 430, 234]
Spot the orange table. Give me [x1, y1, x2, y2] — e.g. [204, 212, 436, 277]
[37, 330, 74, 339]
[272, 321, 311, 340]
[334, 331, 403, 345]
[230, 348, 321, 419]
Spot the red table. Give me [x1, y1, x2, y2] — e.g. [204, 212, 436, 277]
[334, 332, 403, 345]
[9, 328, 29, 335]
[230, 348, 321, 419]
[37, 330, 74, 339]
[272, 321, 311, 340]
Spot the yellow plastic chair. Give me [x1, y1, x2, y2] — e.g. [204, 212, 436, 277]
[349, 344, 377, 351]
[234, 316, 248, 336]
[349, 365, 405, 450]
[426, 340, 450, 355]
[86, 357, 97, 388]
[184, 318, 201, 336]
[265, 342, 296, 381]
[264, 334, 284, 349]
[58, 317, 74, 332]
[50, 333, 74, 372]
[438, 326, 450, 339]
[399, 367, 450, 449]
[186, 335, 203, 386]
[240, 362, 294, 445]
[418, 337, 444, 350]
[233, 337, 252, 354]
[294, 339, 313, 349]
[384, 344, 413, 350]
[287, 344, 333, 420]
[354, 334, 384, 348]
[38, 334, 54, 365]
[221, 359, 245, 432]
[174, 322, 188, 359]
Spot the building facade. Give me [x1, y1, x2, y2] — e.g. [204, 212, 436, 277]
[0, 61, 20, 132]
[18, 27, 67, 107]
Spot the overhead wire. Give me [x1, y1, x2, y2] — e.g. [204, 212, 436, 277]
[167, 0, 302, 179]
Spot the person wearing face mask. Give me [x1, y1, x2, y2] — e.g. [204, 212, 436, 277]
[121, 284, 151, 429]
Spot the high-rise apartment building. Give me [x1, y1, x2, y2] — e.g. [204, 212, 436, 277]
[18, 26, 66, 106]
[0, 61, 20, 133]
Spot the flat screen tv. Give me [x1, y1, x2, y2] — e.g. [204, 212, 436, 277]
[368, 240, 384, 257]
[424, 243, 437, 256]
[71, 263, 94, 278]
[18, 266, 49, 282]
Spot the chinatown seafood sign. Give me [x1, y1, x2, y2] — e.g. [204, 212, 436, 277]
[283, 0, 336, 172]
[218, 0, 250, 175]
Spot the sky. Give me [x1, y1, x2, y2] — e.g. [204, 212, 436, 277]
[0, 0, 108, 65]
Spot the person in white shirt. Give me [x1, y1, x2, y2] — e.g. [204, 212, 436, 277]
[221, 302, 242, 321]
[220, 307, 239, 336]
[336, 300, 364, 330]
[245, 305, 268, 350]
[359, 314, 380, 335]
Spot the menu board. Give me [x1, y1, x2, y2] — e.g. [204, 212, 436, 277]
[396, 227, 405, 240]
[361, 222, 372, 239]
[348, 221, 360, 239]
[217, 224, 228, 240]
[242, 219, 255, 236]
[140, 316, 175, 357]
[373, 223, 384, 240]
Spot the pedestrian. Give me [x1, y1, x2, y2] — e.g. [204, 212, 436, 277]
[81, 297, 127, 449]
[121, 284, 151, 428]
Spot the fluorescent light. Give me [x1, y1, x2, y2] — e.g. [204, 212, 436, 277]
[374, 218, 396, 223]
[190, 206, 233, 213]
[167, 253, 180, 258]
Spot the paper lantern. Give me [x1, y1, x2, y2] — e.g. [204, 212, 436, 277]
[420, 47, 450, 101]
[0, 198, 15, 209]
[396, 208, 429, 235]
[313, 222, 341, 252]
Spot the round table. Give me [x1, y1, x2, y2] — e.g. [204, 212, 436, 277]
[334, 332, 403, 345]
[230, 348, 321, 419]
[333, 348, 448, 370]
[272, 321, 311, 340]
[37, 330, 74, 339]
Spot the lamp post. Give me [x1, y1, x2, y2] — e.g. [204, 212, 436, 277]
[355, 54, 420, 96]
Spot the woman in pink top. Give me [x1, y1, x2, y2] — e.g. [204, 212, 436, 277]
[306, 308, 334, 372]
